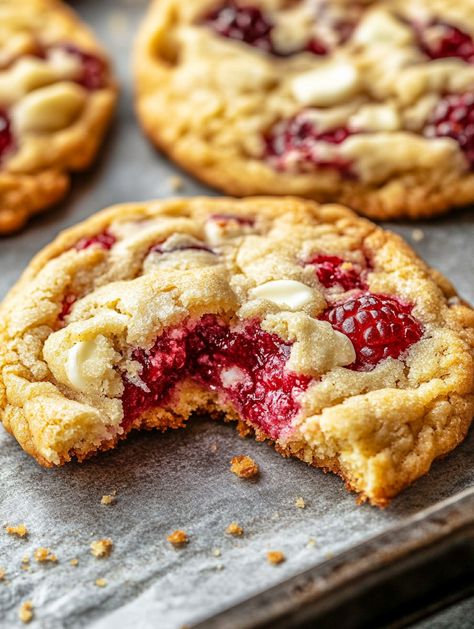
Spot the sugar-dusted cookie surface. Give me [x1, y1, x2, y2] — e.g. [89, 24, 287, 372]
[0, 196, 473, 506]
[0, 0, 117, 234]
[135, 0, 474, 220]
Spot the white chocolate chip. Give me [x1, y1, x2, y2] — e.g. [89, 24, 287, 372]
[65, 335, 119, 394]
[350, 104, 401, 132]
[291, 60, 360, 107]
[250, 280, 316, 310]
[13, 82, 86, 134]
[354, 10, 414, 47]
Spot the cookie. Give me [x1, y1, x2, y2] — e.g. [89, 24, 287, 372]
[1, 196, 473, 506]
[135, 0, 474, 220]
[0, 0, 117, 234]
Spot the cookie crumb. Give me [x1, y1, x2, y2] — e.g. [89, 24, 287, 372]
[267, 551, 285, 565]
[95, 578, 107, 588]
[70, 558, 79, 567]
[225, 522, 243, 536]
[101, 492, 116, 506]
[325, 552, 334, 560]
[5, 523, 28, 538]
[216, 563, 224, 571]
[90, 538, 113, 558]
[307, 537, 317, 548]
[212, 548, 221, 557]
[0, 567, 5, 581]
[34, 547, 57, 563]
[230, 455, 259, 479]
[21, 556, 30, 571]
[236, 420, 253, 438]
[167, 530, 189, 546]
[411, 228, 425, 242]
[295, 497, 306, 509]
[19, 601, 33, 624]
[168, 175, 184, 192]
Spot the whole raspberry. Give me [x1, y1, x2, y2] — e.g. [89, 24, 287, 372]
[75, 230, 116, 251]
[0, 109, 14, 163]
[264, 112, 353, 173]
[203, 1, 275, 52]
[424, 93, 474, 167]
[418, 21, 474, 64]
[309, 255, 365, 291]
[322, 294, 423, 370]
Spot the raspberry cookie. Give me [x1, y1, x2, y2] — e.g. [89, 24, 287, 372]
[135, 0, 474, 220]
[1, 196, 473, 507]
[0, 0, 116, 234]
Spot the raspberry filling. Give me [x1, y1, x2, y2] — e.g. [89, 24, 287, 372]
[122, 315, 311, 439]
[202, 1, 330, 56]
[58, 294, 77, 322]
[322, 294, 423, 371]
[417, 21, 474, 64]
[75, 230, 116, 251]
[203, 1, 275, 53]
[424, 93, 474, 167]
[57, 44, 107, 90]
[264, 113, 353, 173]
[0, 109, 14, 164]
[210, 213, 254, 226]
[308, 255, 366, 291]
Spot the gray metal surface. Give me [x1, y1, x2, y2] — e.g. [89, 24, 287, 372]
[0, 1, 473, 628]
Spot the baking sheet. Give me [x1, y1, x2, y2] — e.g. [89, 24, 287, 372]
[0, 1, 473, 627]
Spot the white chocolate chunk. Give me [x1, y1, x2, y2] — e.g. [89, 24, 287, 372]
[350, 104, 401, 132]
[250, 280, 316, 310]
[354, 10, 414, 47]
[13, 82, 86, 134]
[65, 336, 117, 394]
[291, 60, 360, 107]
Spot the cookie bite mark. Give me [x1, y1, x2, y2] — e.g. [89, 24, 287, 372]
[322, 294, 423, 371]
[122, 316, 312, 440]
[264, 112, 353, 174]
[424, 93, 474, 168]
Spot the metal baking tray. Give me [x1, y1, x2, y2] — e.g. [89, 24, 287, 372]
[1, 1, 473, 627]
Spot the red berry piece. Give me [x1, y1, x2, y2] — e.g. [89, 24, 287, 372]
[322, 294, 423, 370]
[305, 38, 328, 56]
[121, 315, 311, 439]
[309, 255, 365, 291]
[0, 109, 14, 164]
[58, 44, 107, 90]
[203, 1, 275, 53]
[209, 213, 254, 226]
[264, 112, 353, 173]
[75, 230, 116, 251]
[424, 93, 474, 167]
[417, 21, 474, 64]
[58, 294, 77, 322]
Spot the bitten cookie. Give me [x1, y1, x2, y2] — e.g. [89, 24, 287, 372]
[135, 0, 474, 220]
[1, 196, 473, 506]
[0, 0, 117, 234]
